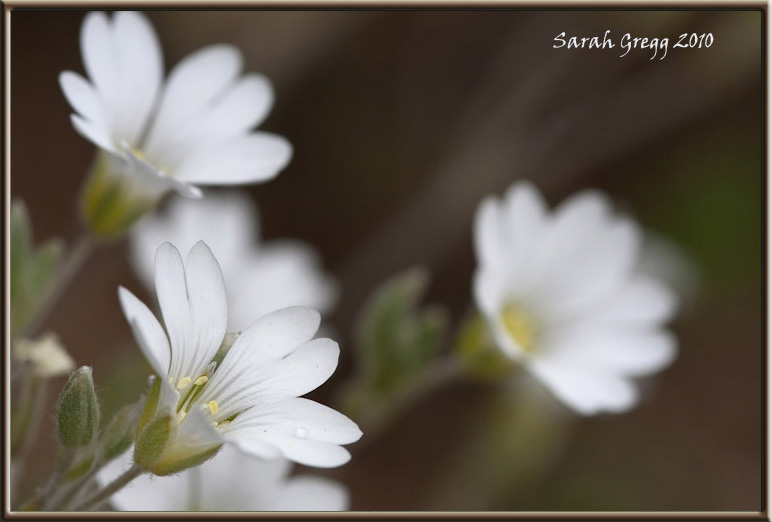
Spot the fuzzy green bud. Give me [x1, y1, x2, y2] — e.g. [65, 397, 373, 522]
[56, 366, 99, 448]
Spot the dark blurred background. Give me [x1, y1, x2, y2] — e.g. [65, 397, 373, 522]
[11, 9, 762, 511]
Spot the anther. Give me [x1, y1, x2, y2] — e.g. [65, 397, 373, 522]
[176, 376, 192, 390]
[193, 375, 208, 386]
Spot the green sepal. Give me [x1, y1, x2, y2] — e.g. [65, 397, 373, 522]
[56, 366, 100, 448]
[137, 376, 161, 437]
[80, 152, 158, 239]
[98, 401, 142, 463]
[133, 414, 176, 470]
[454, 313, 516, 380]
[148, 445, 222, 477]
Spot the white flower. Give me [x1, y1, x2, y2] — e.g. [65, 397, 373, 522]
[473, 181, 678, 415]
[119, 241, 361, 473]
[129, 191, 337, 332]
[14, 333, 75, 378]
[60, 11, 291, 200]
[99, 445, 349, 511]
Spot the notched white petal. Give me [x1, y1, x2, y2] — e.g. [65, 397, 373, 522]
[118, 286, 171, 375]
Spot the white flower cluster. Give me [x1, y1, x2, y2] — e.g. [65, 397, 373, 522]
[58, 11, 357, 510]
[39, 8, 685, 514]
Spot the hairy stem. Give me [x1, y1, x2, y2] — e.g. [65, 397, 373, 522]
[72, 464, 144, 512]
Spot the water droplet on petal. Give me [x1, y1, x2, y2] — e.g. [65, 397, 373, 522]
[295, 427, 308, 439]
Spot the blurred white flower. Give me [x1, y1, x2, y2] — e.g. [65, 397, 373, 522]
[60, 11, 291, 200]
[473, 181, 678, 415]
[120, 241, 361, 473]
[130, 191, 337, 332]
[100, 445, 348, 511]
[14, 333, 75, 378]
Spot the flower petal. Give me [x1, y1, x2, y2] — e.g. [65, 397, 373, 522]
[110, 11, 163, 144]
[210, 339, 340, 418]
[232, 246, 338, 336]
[228, 397, 362, 445]
[173, 132, 292, 185]
[144, 44, 242, 165]
[228, 428, 353, 468]
[118, 286, 170, 376]
[69, 114, 115, 152]
[77, 11, 162, 147]
[528, 359, 639, 415]
[200, 307, 321, 405]
[546, 326, 677, 377]
[155, 242, 227, 382]
[586, 276, 678, 326]
[192, 74, 275, 140]
[130, 191, 257, 293]
[59, 71, 108, 136]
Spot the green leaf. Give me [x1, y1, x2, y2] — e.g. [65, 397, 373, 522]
[10, 200, 64, 339]
[354, 267, 449, 397]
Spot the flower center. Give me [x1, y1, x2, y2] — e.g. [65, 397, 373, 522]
[500, 303, 539, 354]
[131, 147, 146, 161]
[130, 146, 169, 174]
[172, 362, 231, 428]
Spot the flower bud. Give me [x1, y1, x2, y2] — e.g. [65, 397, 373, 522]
[56, 366, 99, 448]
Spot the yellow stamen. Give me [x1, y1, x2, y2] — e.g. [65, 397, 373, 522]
[500, 304, 539, 354]
[208, 401, 219, 415]
[177, 410, 188, 423]
[131, 147, 146, 161]
[217, 420, 230, 429]
[193, 375, 209, 386]
[176, 376, 192, 390]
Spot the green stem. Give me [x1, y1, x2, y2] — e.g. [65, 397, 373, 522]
[72, 464, 144, 512]
[24, 233, 97, 338]
[357, 356, 462, 435]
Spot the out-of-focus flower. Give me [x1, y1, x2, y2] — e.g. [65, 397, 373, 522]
[60, 11, 291, 235]
[100, 445, 348, 511]
[120, 241, 360, 475]
[14, 333, 75, 378]
[473, 181, 678, 415]
[130, 192, 337, 332]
